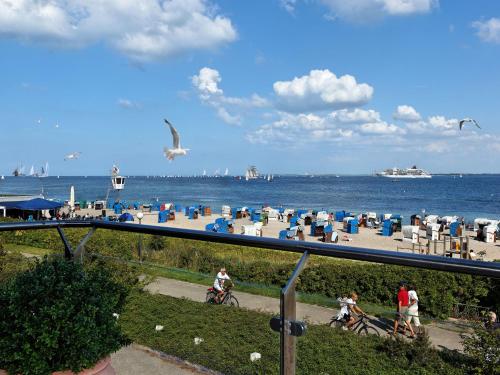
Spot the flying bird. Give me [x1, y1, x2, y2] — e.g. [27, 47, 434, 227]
[64, 152, 81, 161]
[163, 119, 189, 161]
[459, 118, 481, 130]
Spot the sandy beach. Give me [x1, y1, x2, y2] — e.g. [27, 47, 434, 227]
[75, 206, 500, 261]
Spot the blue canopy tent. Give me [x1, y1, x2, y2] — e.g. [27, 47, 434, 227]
[1, 198, 63, 211]
[1, 198, 63, 220]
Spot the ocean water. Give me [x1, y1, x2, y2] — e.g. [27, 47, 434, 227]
[0, 175, 499, 222]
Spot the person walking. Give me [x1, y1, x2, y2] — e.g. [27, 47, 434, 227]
[406, 285, 421, 337]
[392, 282, 415, 337]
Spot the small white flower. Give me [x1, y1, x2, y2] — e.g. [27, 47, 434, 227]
[155, 325, 164, 331]
[112, 313, 119, 319]
[250, 352, 261, 362]
[194, 337, 204, 345]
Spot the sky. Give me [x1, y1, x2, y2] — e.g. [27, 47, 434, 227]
[0, 0, 500, 176]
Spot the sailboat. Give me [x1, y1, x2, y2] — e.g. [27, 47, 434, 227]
[267, 174, 273, 182]
[29, 165, 35, 176]
[245, 166, 259, 181]
[12, 165, 25, 177]
[224, 168, 229, 177]
[202, 169, 207, 177]
[39, 162, 49, 178]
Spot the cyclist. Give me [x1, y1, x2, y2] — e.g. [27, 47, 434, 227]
[338, 292, 366, 330]
[213, 267, 231, 303]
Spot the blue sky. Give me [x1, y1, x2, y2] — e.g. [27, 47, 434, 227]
[0, 0, 499, 176]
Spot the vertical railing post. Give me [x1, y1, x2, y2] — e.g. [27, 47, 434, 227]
[280, 251, 309, 375]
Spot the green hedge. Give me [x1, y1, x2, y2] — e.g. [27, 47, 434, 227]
[121, 290, 467, 375]
[0, 224, 494, 318]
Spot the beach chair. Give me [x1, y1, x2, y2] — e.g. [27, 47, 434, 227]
[426, 224, 440, 241]
[279, 230, 288, 240]
[158, 210, 168, 223]
[382, 220, 393, 236]
[335, 211, 345, 222]
[402, 225, 419, 244]
[205, 223, 216, 232]
[290, 216, 299, 228]
[221, 205, 231, 218]
[449, 221, 461, 237]
[347, 219, 358, 234]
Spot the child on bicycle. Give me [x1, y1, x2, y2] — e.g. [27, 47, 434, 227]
[213, 267, 231, 303]
[338, 292, 366, 330]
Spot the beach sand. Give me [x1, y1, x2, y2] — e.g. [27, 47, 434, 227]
[76, 207, 500, 261]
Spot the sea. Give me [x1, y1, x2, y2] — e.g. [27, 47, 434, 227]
[0, 175, 498, 223]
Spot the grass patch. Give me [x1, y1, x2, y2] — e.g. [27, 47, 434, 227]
[3, 243, 57, 256]
[120, 290, 466, 375]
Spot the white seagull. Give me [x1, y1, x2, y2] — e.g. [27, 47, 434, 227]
[459, 118, 481, 130]
[64, 152, 81, 161]
[163, 119, 189, 161]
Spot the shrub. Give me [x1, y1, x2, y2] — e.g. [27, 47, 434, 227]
[0, 257, 130, 375]
[462, 325, 500, 374]
[0, 227, 493, 318]
[0, 251, 32, 283]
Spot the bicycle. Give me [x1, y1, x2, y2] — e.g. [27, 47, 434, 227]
[329, 314, 380, 336]
[206, 285, 239, 307]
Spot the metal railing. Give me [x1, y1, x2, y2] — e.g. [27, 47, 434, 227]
[1, 220, 500, 375]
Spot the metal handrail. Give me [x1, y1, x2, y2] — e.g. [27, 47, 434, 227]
[0, 220, 499, 278]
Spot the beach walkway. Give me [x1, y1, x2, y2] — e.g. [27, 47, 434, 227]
[112, 344, 216, 375]
[144, 277, 465, 352]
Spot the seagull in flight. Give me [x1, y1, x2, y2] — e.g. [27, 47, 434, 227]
[459, 118, 481, 130]
[64, 152, 81, 161]
[163, 119, 189, 161]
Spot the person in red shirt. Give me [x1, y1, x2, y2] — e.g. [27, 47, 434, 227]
[392, 282, 415, 337]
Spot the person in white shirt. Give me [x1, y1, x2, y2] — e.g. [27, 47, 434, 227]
[213, 267, 231, 303]
[406, 285, 421, 336]
[337, 292, 365, 329]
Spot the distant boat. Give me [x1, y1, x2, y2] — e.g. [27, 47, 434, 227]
[39, 162, 49, 178]
[224, 168, 229, 176]
[376, 165, 431, 179]
[29, 165, 35, 176]
[0, 175, 4, 180]
[203, 169, 207, 177]
[12, 165, 25, 177]
[245, 166, 259, 181]
[459, 174, 463, 178]
[267, 174, 273, 182]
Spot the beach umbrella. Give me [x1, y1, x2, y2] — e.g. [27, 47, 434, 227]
[69, 186, 75, 210]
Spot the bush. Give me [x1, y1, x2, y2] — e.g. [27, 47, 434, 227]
[120, 290, 465, 375]
[462, 325, 500, 374]
[0, 227, 493, 318]
[0, 257, 130, 375]
[0, 251, 32, 284]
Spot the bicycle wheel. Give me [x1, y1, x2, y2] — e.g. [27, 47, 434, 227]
[329, 319, 344, 329]
[225, 295, 239, 307]
[358, 326, 380, 337]
[206, 291, 217, 304]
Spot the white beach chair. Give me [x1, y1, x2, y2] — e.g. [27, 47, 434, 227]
[402, 225, 419, 244]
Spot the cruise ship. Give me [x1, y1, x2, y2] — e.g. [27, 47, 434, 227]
[376, 165, 432, 179]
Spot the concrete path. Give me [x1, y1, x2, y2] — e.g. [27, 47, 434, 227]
[111, 344, 219, 375]
[145, 277, 465, 351]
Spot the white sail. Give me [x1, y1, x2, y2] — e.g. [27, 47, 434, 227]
[29, 166, 35, 176]
[224, 168, 229, 176]
[39, 162, 49, 178]
[203, 169, 207, 176]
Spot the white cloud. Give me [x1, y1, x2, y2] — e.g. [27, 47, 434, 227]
[331, 108, 381, 123]
[427, 115, 458, 130]
[192, 67, 223, 98]
[472, 18, 500, 44]
[424, 141, 451, 153]
[0, 0, 237, 61]
[217, 107, 241, 126]
[393, 105, 421, 122]
[246, 112, 351, 145]
[192, 67, 269, 125]
[273, 69, 374, 112]
[280, 0, 297, 14]
[360, 121, 405, 135]
[117, 98, 141, 109]
[320, 0, 437, 22]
